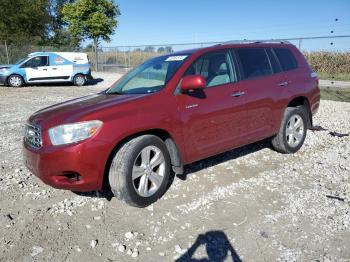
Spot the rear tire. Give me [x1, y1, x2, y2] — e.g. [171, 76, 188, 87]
[108, 135, 171, 207]
[7, 74, 23, 87]
[73, 74, 86, 86]
[271, 107, 307, 154]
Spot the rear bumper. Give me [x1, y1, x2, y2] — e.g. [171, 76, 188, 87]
[310, 87, 321, 116]
[23, 139, 111, 192]
[86, 70, 93, 80]
[0, 75, 7, 85]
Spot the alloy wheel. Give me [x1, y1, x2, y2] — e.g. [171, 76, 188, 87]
[132, 146, 166, 197]
[286, 114, 304, 147]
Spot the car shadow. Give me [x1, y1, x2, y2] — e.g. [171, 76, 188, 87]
[73, 189, 114, 201]
[87, 77, 104, 86]
[176, 230, 242, 262]
[176, 139, 271, 181]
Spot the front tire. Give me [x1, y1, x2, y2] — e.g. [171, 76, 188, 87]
[7, 75, 24, 87]
[271, 107, 307, 154]
[108, 135, 171, 207]
[73, 74, 86, 86]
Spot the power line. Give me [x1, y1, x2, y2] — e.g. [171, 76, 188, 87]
[102, 35, 350, 48]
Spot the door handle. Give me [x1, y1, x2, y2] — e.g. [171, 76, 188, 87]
[52, 68, 57, 70]
[42, 69, 48, 71]
[278, 81, 289, 87]
[232, 91, 245, 97]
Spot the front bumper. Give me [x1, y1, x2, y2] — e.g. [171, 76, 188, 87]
[0, 75, 7, 85]
[23, 139, 111, 192]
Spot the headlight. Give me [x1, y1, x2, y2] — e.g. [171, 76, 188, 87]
[48, 120, 103, 146]
[0, 68, 8, 74]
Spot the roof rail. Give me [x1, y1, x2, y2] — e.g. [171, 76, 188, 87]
[222, 39, 292, 45]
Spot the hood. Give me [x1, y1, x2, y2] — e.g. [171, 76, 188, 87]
[29, 92, 147, 127]
[0, 64, 13, 70]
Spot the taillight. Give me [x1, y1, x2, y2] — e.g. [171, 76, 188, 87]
[310, 72, 319, 85]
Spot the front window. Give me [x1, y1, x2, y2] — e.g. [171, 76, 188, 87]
[107, 54, 189, 94]
[22, 56, 49, 68]
[184, 51, 235, 87]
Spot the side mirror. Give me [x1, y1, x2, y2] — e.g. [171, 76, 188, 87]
[180, 75, 206, 92]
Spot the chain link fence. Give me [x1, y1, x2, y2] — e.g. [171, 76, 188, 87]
[0, 42, 82, 65]
[1, 35, 349, 79]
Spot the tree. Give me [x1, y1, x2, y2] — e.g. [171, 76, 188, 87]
[157, 47, 165, 53]
[83, 43, 94, 52]
[165, 46, 174, 53]
[62, 0, 121, 71]
[47, 0, 81, 48]
[0, 0, 51, 44]
[144, 46, 155, 52]
[0, 0, 81, 48]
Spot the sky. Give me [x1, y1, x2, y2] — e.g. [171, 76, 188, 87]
[104, 0, 350, 51]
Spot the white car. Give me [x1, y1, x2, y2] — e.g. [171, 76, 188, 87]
[0, 52, 91, 87]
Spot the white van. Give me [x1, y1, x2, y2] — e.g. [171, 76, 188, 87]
[0, 52, 91, 87]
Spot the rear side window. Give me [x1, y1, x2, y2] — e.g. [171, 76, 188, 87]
[274, 48, 298, 71]
[236, 48, 272, 79]
[50, 54, 69, 65]
[266, 48, 282, 74]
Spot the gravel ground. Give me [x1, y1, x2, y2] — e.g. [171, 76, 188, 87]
[0, 73, 349, 262]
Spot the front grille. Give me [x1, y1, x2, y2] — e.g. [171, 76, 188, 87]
[24, 124, 42, 149]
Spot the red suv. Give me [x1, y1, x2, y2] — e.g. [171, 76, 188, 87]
[23, 42, 320, 207]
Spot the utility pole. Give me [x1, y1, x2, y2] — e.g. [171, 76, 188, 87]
[4, 40, 10, 64]
[94, 38, 99, 72]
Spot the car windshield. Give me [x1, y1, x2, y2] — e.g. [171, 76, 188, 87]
[15, 57, 27, 65]
[107, 54, 189, 95]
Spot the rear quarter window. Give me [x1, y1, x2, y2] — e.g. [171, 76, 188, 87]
[274, 48, 298, 71]
[235, 48, 272, 80]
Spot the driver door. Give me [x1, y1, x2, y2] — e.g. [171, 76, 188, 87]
[177, 51, 247, 163]
[23, 56, 50, 82]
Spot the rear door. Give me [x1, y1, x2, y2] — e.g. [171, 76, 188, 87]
[49, 54, 73, 81]
[273, 47, 300, 90]
[177, 50, 246, 162]
[23, 56, 51, 82]
[232, 47, 285, 142]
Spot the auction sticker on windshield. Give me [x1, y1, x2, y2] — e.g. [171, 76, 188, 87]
[165, 55, 188, 61]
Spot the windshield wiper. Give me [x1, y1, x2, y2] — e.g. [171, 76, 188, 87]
[106, 90, 123, 95]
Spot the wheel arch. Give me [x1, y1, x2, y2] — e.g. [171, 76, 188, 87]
[102, 128, 183, 189]
[73, 72, 85, 78]
[286, 96, 313, 128]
